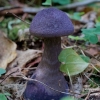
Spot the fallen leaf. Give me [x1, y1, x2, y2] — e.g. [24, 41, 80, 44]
[0, 31, 17, 69]
[8, 49, 42, 75]
[59, 48, 89, 76]
[85, 48, 99, 56]
[0, 49, 42, 84]
[26, 57, 41, 68]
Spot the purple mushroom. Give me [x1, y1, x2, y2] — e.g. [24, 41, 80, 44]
[23, 7, 74, 100]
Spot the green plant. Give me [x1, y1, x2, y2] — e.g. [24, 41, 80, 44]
[81, 23, 100, 44]
[42, 0, 52, 5]
[8, 19, 29, 40]
[42, 0, 71, 5]
[80, 55, 90, 63]
[0, 68, 6, 76]
[69, 23, 100, 44]
[61, 96, 77, 100]
[58, 48, 89, 76]
[0, 93, 10, 100]
[69, 12, 84, 21]
[68, 35, 85, 41]
[53, 0, 71, 5]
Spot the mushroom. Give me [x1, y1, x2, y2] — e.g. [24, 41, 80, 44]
[23, 7, 74, 100]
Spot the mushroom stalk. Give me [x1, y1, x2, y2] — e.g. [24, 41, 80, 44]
[24, 37, 68, 100]
[39, 37, 61, 71]
[35, 37, 68, 96]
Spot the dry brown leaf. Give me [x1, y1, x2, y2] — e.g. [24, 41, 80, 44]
[26, 57, 41, 68]
[79, 7, 93, 13]
[0, 31, 17, 69]
[81, 11, 96, 24]
[8, 49, 42, 75]
[85, 48, 99, 56]
[0, 49, 42, 85]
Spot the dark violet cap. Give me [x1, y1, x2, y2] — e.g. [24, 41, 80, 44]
[30, 7, 74, 37]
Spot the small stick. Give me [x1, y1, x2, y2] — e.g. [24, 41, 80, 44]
[84, 73, 99, 87]
[0, 69, 19, 84]
[85, 90, 91, 100]
[22, 76, 71, 95]
[6, 11, 30, 25]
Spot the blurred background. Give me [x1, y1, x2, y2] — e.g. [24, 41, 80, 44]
[1, 0, 100, 100]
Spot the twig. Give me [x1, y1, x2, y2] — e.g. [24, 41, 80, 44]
[0, 70, 81, 96]
[22, 7, 45, 13]
[85, 90, 91, 100]
[90, 63, 100, 73]
[61, 44, 77, 49]
[59, 0, 100, 9]
[0, 6, 20, 11]
[80, 49, 86, 57]
[80, 90, 100, 98]
[22, 76, 71, 95]
[67, 69, 74, 96]
[0, 70, 19, 84]
[22, 75, 82, 96]
[6, 11, 30, 25]
[23, 0, 100, 12]
[92, 73, 100, 78]
[1, 0, 100, 14]
[84, 73, 99, 87]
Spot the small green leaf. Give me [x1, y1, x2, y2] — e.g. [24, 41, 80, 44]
[84, 34, 98, 44]
[9, 28, 19, 40]
[82, 27, 100, 35]
[58, 48, 89, 76]
[96, 16, 100, 23]
[53, 0, 71, 5]
[68, 35, 85, 41]
[82, 28, 99, 44]
[0, 93, 7, 100]
[80, 55, 90, 63]
[69, 12, 84, 21]
[42, 0, 52, 6]
[95, 23, 100, 27]
[61, 96, 77, 100]
[0, 68, 6, 76]
[7, 19, 28, 40]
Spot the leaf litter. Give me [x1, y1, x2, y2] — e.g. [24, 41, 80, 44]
[1, 0, 100, 100]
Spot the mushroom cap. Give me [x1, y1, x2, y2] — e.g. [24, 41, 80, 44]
[30, 7, 74, 37]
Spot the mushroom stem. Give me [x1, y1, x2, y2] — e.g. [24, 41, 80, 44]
[39, 37, 61, 71]
[24, 37, 68, 100]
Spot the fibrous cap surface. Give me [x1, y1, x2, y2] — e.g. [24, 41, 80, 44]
[30, 7, 74, 37]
